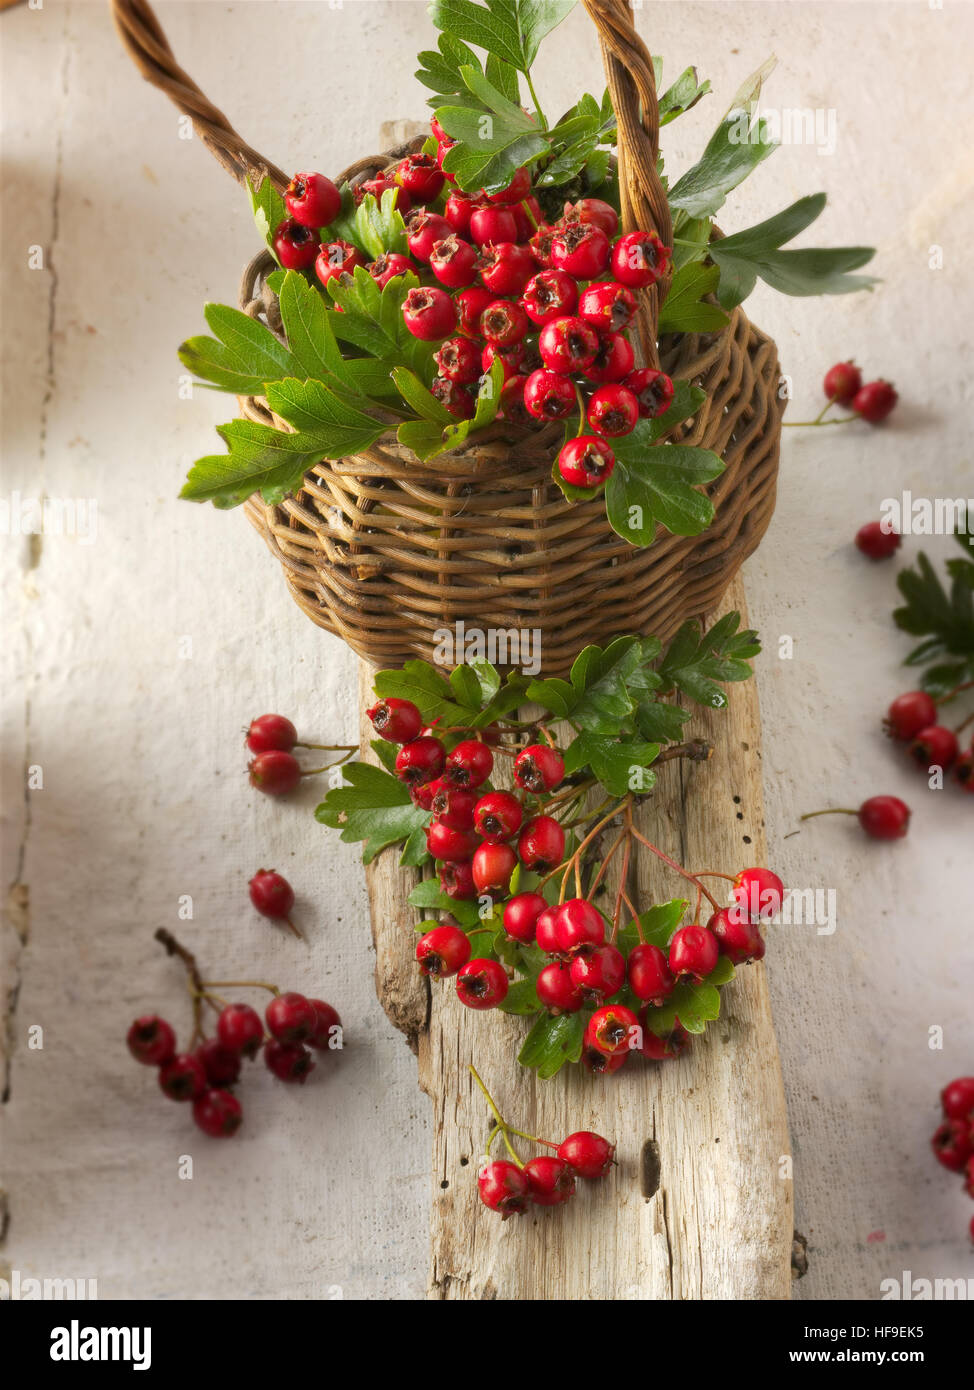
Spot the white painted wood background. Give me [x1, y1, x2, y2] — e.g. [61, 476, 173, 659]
[2, 0, 973, 1300]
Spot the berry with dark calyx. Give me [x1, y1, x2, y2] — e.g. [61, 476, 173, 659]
[478, 242, 536, 296]
[444, 190, 477, 235]
[158, 1053, 207, 1102]
[855, 520, 901, 560]
[514, 743, 564, 793]
[367, 696, 423, 744]
[585, 1004, 639, 1057]
[405, 210, 452, 263]
[429, 779, 478, 829]
[539, 315, 599, 373]
[534, 905, 563, 956]
[217, 1003, 264, 1059]
[430, 234, 478, 289]
[478, 1159, 528, 1218]
[411, 782, 435, 811]
[469, 204, 517, 247]
[246, 714, 297, 754]
[354, 172, 411, 215]
[471, 841, 517, 897]
[473, 790, 523, 841]
[517, 815, 565, 873]
[395, 735, 446, 786]
[426, 819, 478, 862]
[525, 1155, 576, 1207]
[435, 335, 481, 385]
[196, 1039, 241, 1088]
[570, 943, 625, 1002]
[585, 332, 635, 385]
[127, 1015, 177, 1067]
[455, 285, 494, 336]
[456, 958, 509, 1010]
[308, 1000, 342, 1051]
[272, 218, 318, 270]
[707, 908, 765, 966]
[668, 924, 719, 983]
[941, 1077, 974, 1121]
[931, 1119, 973, 1172]
[264, 1039, 315, 1084]
[577, 281, 637, 334]
[193, 1088, 243, 1137]
[587, 383, 639, 437]
[521, 269, 578, 327]
[431, 376, 476, 418]
[555, 898, 605, 955]
[823, 360, 863, 405]
[249, 749, 302, 796]
[639, 1017, 690, 1060]
[563, 197, 619, 238]
[416, 923, 472, 978]
[582, 1045, 628, 1075]
[396, 152, 444, 203]
[500, 375, 531, 424]
[524, 368, 576, 420]
[558, 1131, 615, 1180]
[265, 991, 317, 1045]
[733, 867, 785, 922]
[503, 891, 548, 944]
[909, 724, 958, 772]
[611, 230, 670, 287]
[858, 795, 911, 840]
[485, 166, 532, 204]
[480, 299, 529, 348]
[625, 367, 675, 419]
[403, 286, 456, 341]
[626, 943, 675, 1003]
[955, 748, 974, 792]
[852, 379, 898, 423]
[285, 171, 342, 229]
[551, 222, 610, 278]
[315, 239, 366, 288]
[884, 691, 938, 741]
[440, 859, 477, 900]
[444, 739, 494, 788]
[536, 961, 584, 1013]
[248, 869, 295, 922]
[557, 435, 615, 490]
[367, 251, 415, 288]
[529, 223, 558, 267]
[482, 341, 526, 382]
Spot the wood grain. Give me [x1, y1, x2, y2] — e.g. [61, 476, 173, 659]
[360, 580, 792, 1300]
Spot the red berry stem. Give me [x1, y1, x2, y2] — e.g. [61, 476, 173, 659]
[294, 741, 358, 752]
[198, 979, 282, 995]
[155, 928, 210, 1046]
[937, 678, 974, 706]
[627, 825, 723, 911]
[800, 808, 858, 820]
[782, 415, 856, 428]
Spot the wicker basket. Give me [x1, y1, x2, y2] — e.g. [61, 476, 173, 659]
[114, 0, 784, 677]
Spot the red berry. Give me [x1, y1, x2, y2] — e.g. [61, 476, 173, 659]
[908, 725, 958, 772]
[248, 869, 295, 920]
[285, 171, 341, 229]
[577, 281, 637, 334]
[585, 1003, 638, 1057]
[707, 908, 765, 966]
[517, 815, 565, 873]
[192, 1088, 243, 1137]
[367, 252, 415, 288]
[823, 360, 862, 405]
[456, 957, 509, 1009]
[503, 891, 548, 943]
[426, 819, 478, 862]
[555, 898, 605, 955]
[435, 139, 457, 179]
[521, 269, 579, 327]
[217, 1003, 264, 1059]
[480, 299, 530, 348]
[272, 218, 318, 270]
[471, 841, 517, 896]
[539, 315, 599, 373]
[499, 375, 531, 423]
[524, 368, 576, 420]
[405, 210, 453, 263]
[625, 367, 674, 419]
[473, 790, 523, 841]
[429, 234, 478, 289]
[626, 943, 675, 1003]
[429, 779, 478, 829]
[307, 999, 342, 1051]
[455, 285, 494, 336]
[482, 341, 526, 382]
[884, 691, 938, 741]
[582, 1045, 628, 1075]
[525, 1155, 576, 1206]
[611, 230, 670, 287]
[931, 1119, 973, 1172]
[732, 867, 785, 922]
[264, 1039, 315, 1084]
[529, 223, 558, 267]
[557, 435, 615, 489]
[941, 1077, 974, 1121]
[249, 749, 302, 796]
[536, 961, 584, 1013]
[551, 222, 610, 278]
[431, 376, 476, 418]
[569, 943, 625, 1001]
[638, 1017, 690, 1060]
[587, 383, 639, 437]
[444, 190, 477, 235]
[396, 152, 444, 203]
[478, 242, 536, 296]
[668, 924, 719, 982]
[478, 1159, 528, 1217]
[416, 923, 472, 978]
[395, 735, 446, 785]
[469, 205, 517, 247]
[265, 992, 317, 1045]
[435, 336, 482, 385]
[158, 1053, 207, 1102]
[513, 743, 564, 793]
[412, 784, 435, 812]
[367, 696, 424, 743]
[444, 739, 493, 788]
[195, 1039, 241, 1088]
[126, 1015, 176, 1067]
[852, 379, 898, 423]
[485, 166, 532, 204]
[315, 239, 366, 288]
[534, 905, 563, 956]
[955, 748, 974, 792]
[855, 520, 901, 559]
[440, 860, 477, 900]
[354, 171, 411, 214]
[562, 198, 619, 238]
[585, 332, 635, 385]
[403, 286, 456, 341]
[246, 714, 297, 754]
[557, 1130, 615, 1179]
[857, 795, 910, 840]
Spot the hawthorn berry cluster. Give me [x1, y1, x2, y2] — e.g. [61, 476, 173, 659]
[884, 689, 974, 794]
[823, 360, 897, 425]
[245, 711, 356, 796]
[930, 1076, 974, 1242]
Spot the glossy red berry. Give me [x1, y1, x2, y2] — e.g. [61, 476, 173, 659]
[517, 815, 565, 873]
[521, 269, 578, 327]
[823, 360, 862, 405]
[478, 242, 536, 296]
[265, 992, 317, 1045]
[355, 172, 411, 215]
[426, 819, 478, 862]
[884, 691, 938, 741]
[500, 375, 531, 423]
[536, 961, 584, 1013]
[248, 869, 295, 920]
[429, 780, 478, 829]
[941, 1077, 974, 1121]
[412, 781, 434, 808]
[955, 749, 974, 791]
[909, 724, 958, 772]
[471, 841, 517, 896]
[444, 190, 477, 235]
[367, 252, 415, 288]
[158, 1053, 207, 1102]
[416, 923, 472, 978]
[570, 944, 625, 1001]
[473, 790, 523, 841]
[625, 367, 674, 419]
[523, 368, 576, 420]
[480, 299, 530, 348]
[440, 859, 477, 900]
[396, 152, 444, 203]
[585, 1004, 638, 1057]
[395, 735, 446, 785]
[539, 315, 599, 373]
[485, 166, 532, 204]
[435, 335, 481, 385]
[528, 223, 557, 267]
[585, 332, 635, 385]
[195, 1039, 241, 1088]
[368, 696, 424, 743]
[444, 739, 493, 788]
[563, 198, 619, 238]
[858, 795, 911, 840]
[249, 749, 302, 796]
[513, 743, 564, 793]
[639, 1018, 690, 1060]
[431, 376, 476, 418]
[852, 379, 898, 423]
[307, 1000, 342, 1051]
[707, 908, 765, 966]
[455, 285, 494, 336]
[555, 898, 605, 955]
[469, 205, 517, 247]
[577, 281, 637, 334]
[193, 1088, 243, 1137]
[127, 1015, 177, 1067]
[931, 1119, 973, 1172]
[405, 210, 452, 262]
[217, 1003, 264, 1059]
[435, 138, 457, 179]
[581, 1045, 628, 1075]
[525, 1155, 576, 1206]
[668, 924, 719, 982]
[481, 341, 526, 382]
[285, 171, 341, 228]
[246, 714, 297, 754]
[456, 957, 509, 1009]
[534, 905, 563, 956]
[503, 891, 548, 944]
[264, 1039, 315, 1084]
[551, 222, 610, 278]
[588, 383, 639, 437]
[428, 234, 477, 289]
[626, 943, 675, 1003]
[557, 435, 615, 489]
[733, 867, 785, 922]
[315, 239, 366, 288]
[478, 1159, 528, 1217]
[855, 520, 901, 559]
[403, 286, 456, 341]
[611, 230, 670, 287]
[272, 218, 318, 270]
[557, 1130, 615, 1179]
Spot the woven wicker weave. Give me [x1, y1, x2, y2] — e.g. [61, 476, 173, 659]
[113, 0, 784, 677]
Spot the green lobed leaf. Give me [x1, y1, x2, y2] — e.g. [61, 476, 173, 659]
[314, 763, 430, 864]
[407, 879, 482, 929]
[517, 1009, 586, 1078]
[656, 611, 761, 708]
[429, 0, 577, 74]
[563, 731, 660, 797]
[247, 172, 287, 259]
[605, 430, 724, 548]
[373, 659, 475, 726]
[658, 262, 730, 336]
[668, 58, 778, 219]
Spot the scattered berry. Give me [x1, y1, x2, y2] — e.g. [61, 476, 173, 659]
[525, 1155, 576, 1206]
[587, 383, 639, 437]
[585, 1004, 638, 1057]
[852, 379, 898, 423]
[707, 908, 765, 965]
[307, 1000, 342, 1051]
[456, 958, 509, 1009]
[909, 725, 958, 772]
[855, 520, 901, 560]
[246, 714, 297, 754]
[884, 691, 938, 741]
[823, 360, 862, 405]
[858, 795, 911, 840]
[732, 867, 784, 921]
[158, 1053, 207, 1102]
[249, 749, 302, 796]
[402, 286, 456, 340]
[196, 1039, 241, 1088]
[426, 819, 479, 862]
[536, 961, 584, 1013]
[478, 1159, 528, 1218]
